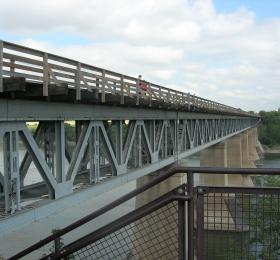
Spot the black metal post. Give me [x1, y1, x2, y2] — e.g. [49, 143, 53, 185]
[187, 171, 194, 260]
[196, 188, 205, 260]
[178, 200, 186, 260]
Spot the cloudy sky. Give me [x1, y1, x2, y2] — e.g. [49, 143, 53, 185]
[0, 0, 279, 112]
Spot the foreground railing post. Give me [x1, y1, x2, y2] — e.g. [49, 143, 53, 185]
[52, 229, 61, 257]
[187, 171, 194, 260]
[178, 200, 186, 260]
[196, 187, 205, 260]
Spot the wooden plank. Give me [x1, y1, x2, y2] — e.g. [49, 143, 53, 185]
[3, 70, 43, 81]
[48, 63, 76, 74]
[3, 52, 43, 67]
[49, 70, 75, 81]
[3, 61, 43, 74]
[4, 41, 44, 57]
[81, 70, 102, 80]
[48, 53, 77, 66]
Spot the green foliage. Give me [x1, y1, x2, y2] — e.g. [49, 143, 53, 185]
[65, 123, 75, 142]
[27, 124, 37, 135]
[259, 110, 280, 146]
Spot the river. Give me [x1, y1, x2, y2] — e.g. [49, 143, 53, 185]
[259, 153, 280, 168]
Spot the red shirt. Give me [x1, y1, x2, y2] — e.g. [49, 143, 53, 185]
[139, 81, 148, 91]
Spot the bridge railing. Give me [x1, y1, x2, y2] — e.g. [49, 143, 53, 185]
[0, 40, 257, 117]
[9, 167, 280, 260]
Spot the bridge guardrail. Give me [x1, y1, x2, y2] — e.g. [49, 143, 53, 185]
[9, 167, 280, 260]
[0, 40, 258, 117]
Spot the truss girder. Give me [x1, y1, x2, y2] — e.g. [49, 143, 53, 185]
[0, 116, 258, 213]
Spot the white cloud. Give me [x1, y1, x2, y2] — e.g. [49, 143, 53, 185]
[0, 0, 280, 111]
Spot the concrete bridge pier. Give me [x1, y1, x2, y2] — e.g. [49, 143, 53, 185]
[200, 142, 228, 186]
[248, 128, 260, 162]
[132, 169, 186, 258]
[200, 129, 260, 187]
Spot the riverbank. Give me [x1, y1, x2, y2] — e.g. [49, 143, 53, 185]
[262, 144, 280, 154]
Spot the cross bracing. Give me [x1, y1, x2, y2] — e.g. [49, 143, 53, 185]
[0, 41, 260, 214]
[0, 116, 258, 214]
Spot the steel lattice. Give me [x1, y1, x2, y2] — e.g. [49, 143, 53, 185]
[202, 191, 280, 260]
[72, 201, 179, 260]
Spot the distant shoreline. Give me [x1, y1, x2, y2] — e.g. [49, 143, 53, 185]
[262, 145, 280, 155]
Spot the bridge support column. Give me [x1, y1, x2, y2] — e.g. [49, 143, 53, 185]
[226, 134, 254, 186]
[132, 167, 186, 258]
[248, 128, 260, 162]
[241, 132, 255, 168]
[200, 142, 228, 186]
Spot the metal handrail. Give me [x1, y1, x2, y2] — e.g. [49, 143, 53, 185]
[44, 185, 191, 259]
[0, 40, 258, 118]
[9, 166, 280, 259]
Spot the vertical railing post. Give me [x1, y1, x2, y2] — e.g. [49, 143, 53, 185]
[101, 69, 106, 103]
[0, 41, 3, 92]
[187, 171, 194, 260]
[196, 187, 205, 260]
[168, 89, 171, 104]
[159, 86, 162, 102]
[52, 229, 62, 258]
[76, 62, 81, 101]
[43, 53, 49, 96]
[136, 77, 140, 105]
[187, 93, 190, 110]
[178, 199, 186, 260]
[10, 59, 15, 77]
[148, 83, 152, 107]
[120, 75, 124, 105]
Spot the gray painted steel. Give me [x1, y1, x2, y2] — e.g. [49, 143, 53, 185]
[0, 40, 259, 220]
[0, 114, 258, 215]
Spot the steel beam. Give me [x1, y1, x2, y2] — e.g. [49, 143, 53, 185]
[20, 124, 57, 198]
[55, 121, 66, 183]
[0, 99, 260, 122]
[3, 131, 20, 213]
[20, 122, 45, 186]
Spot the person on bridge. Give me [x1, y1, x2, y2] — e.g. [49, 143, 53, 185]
[138, 75, 148, 96]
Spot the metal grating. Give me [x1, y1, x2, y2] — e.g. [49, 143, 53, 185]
[202, 191, 280, 260]
[72, 201, 179, 260]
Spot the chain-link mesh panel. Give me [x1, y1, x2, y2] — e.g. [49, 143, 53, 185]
[202, 191, 280, 260]
[71, 201, 179, 260]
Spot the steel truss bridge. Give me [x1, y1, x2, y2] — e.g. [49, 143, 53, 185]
[0, 40, 259, 215]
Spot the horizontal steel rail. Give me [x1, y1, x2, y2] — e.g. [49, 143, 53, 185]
[0, 40, 258, 117]
[9, 166, 280, 260]
[45, 185, 190, 259]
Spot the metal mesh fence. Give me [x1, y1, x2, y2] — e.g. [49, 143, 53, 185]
[202, 190, 280, 260]
[72, 200, 179, 260]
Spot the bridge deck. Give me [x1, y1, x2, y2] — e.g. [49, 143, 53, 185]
[0, 40, 256, 118]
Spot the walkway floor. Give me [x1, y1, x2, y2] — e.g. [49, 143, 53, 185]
[0, 180, 136, 259]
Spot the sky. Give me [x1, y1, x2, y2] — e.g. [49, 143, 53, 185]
[0, 0, 279, 112]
